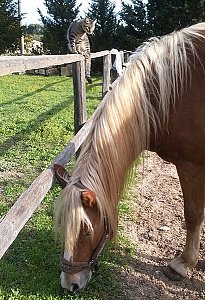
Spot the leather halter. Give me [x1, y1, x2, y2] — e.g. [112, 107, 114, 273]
[60, 219, 110, 274]
[53, 167, 110, 274]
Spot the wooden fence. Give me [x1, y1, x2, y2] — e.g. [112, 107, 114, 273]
[0, 50, 126, 259]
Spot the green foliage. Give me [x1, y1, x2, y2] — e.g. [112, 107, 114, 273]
[119, 0, 205, 50]
[23, 23, 44, 35]
[39, 0, 80, 54]
[1, 0, 205, 54]
[147, 0, 205, 36]
[119, 0, 148, 50]
[0, 0, 21, 54]
[87, 0, 119, 51]
[37, 0, 205, 55]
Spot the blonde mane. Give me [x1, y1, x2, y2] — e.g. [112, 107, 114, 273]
[54, 23, 205, 255]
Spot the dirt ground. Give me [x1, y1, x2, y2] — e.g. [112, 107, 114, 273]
[120, 152, 205, 300]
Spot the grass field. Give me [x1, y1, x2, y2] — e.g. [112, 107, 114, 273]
[0, 74, 136, 300]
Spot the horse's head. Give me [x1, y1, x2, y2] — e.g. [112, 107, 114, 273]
[53, 164, 110, 292]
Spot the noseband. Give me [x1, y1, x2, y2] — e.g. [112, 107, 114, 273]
[60, 219, 110, 274]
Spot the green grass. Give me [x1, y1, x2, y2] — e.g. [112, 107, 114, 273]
[0, 74, 136, 300]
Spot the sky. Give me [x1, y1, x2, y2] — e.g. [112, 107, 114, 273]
[21, 0, 131, 25]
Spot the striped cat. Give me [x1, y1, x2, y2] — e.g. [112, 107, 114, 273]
[67, 18, 96, 84]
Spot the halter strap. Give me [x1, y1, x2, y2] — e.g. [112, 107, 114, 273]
[60, 180, 110, 273]
[74, 181, 87, 190]
[60, 219, 110, 274]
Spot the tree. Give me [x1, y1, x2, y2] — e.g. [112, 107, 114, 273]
[39, 0, 80, 54]
[87, 0, 119, 51]
[23, 24, 44, 36]
[119, 0, 148, 50]
[0, 0, 21, 54]
[147, 0, 205, 37]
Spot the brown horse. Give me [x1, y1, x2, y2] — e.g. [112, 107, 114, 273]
[53, 23, 205, 292]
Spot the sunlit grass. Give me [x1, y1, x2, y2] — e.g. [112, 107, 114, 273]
[0, 74, 136, 300]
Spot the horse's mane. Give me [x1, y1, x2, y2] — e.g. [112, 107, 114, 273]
[54, 23, 205, 255]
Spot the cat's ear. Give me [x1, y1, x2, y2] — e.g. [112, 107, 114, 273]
[53, 164, 70, 189]
[85, 18, 90, 23]
[93, 19, 97, 25]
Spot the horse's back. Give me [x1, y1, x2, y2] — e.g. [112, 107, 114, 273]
[151, 37, 205, 167]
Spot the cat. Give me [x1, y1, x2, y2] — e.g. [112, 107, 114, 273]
[67, 18, 96, 84]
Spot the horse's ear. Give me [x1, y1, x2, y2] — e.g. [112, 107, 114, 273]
[81, 191, 96, 208]
[53, 164, 70, 189]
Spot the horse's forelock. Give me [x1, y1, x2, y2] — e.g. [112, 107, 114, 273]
[54, 184, 93, 255]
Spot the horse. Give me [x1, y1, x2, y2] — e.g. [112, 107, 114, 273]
[53, 22, 205, 292]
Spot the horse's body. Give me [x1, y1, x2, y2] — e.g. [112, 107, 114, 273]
[54, 23, 205, 292]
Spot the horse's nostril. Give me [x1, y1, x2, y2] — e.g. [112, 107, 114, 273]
[70, 283, 80, 292]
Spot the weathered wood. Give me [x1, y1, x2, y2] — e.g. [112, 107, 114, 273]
[123, 51, 133, 63]
[102, 53, 111, 97]
[0, 168, 53, 259]
[91, 50, 110, 59]
[0, 54, 83, 76]
[72, 60, 87, 134]
[120, 51, 124, 67]
[0, 118, 93, 259]
[110, 54, 118, 83]
[0, 52, 110, 77]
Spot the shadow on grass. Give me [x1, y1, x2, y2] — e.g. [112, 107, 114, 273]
[86, 79, 102, 95]
[86, 81, 102, 101]
[1, 227, 63, 297]
[0, 224, 128, 300]
[0, 177, 33, 215]
[0, 97, 73, 157]
[2, 78, 68, 107]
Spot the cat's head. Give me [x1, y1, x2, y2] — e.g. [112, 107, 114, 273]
[82, 18, 96, 34]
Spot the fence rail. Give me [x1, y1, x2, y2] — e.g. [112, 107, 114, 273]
[0, 51, 110, 76]
[0, 50, 125, 259]
[0, 118, 94, 259]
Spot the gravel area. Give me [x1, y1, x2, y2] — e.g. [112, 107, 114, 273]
[119, 152, 205, 300]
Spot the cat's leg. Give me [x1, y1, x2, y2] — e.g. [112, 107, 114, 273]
[68, 42, 78, 54]
[85, 55, 92, 84]
[68, 36, 79, 54]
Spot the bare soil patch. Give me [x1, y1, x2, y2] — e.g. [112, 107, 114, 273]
[120, 152, 205, 300]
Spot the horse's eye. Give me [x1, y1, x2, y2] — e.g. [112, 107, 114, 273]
[85, 231, 91, 237]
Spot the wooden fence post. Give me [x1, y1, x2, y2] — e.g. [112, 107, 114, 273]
[72, 59, 87, 134]
[110, 54, 118, 84]
[102, 53, 111, 98]
[120, 51, 124, 66]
